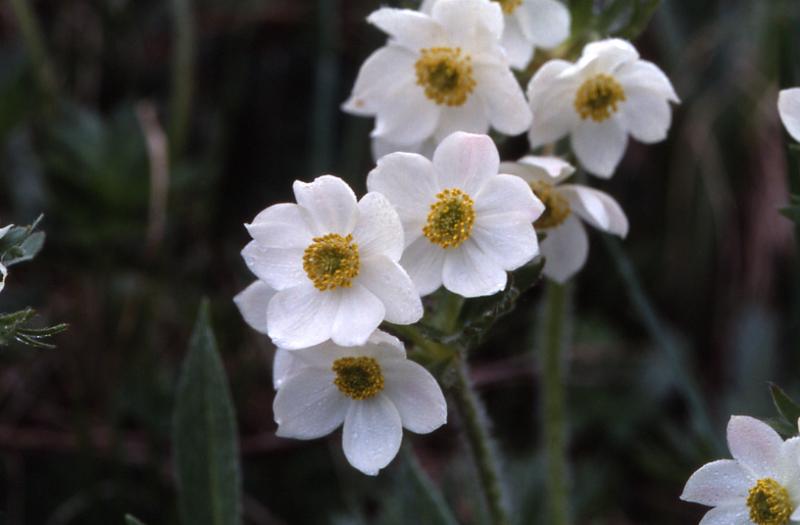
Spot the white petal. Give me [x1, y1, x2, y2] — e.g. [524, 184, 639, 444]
[474, 63, 532, 135]
[578, 38, 639, 75]
[352, 192, 405, 261]
[570, 118, 628, 178]
[619, 87, 673, 143]
[433, 96, 491, 143]
[0, 225, 11, 240]
[293, 175, 358, 235]
[342, 395, 403, 476]
[419, 0, 436, 14]
[515, 0, 570, 49]
[342, 46, 417, 116]
[501, 155, 575, 184]
[500, 15, 534, 70]
[433, 132, 499, 195]
[331, 285, 385, 347]
[273, 368, 348, 439]
[399, 236, 446, 296]
[615, 59, 679, 103]
[442, 240, 506, 297]
[779, 88, 800, 143]
[358, 255, 423, 325]
[234, 281, 275, 334]
[474, 173, 544, 224]
[382, 360, 447, 433]
[697, 504, 751, 525]
[367, 8, 446, 51]
[272, 349, 307, 390]
[0, 263, 6, 293]
[372, 82, 441, 146]
[559, 184, 628, 237]
[241, 241, 306, 290]
[540, 215, 588, 283]
[527, 60, 580, 147]
[727, 415, 784, 479]
[245, 203, 314, 249]
[471, 217, 538, 270]
[267, 284, 340, 349]
[432, 0, 503, 47]
[780, 437, 800, 489]
[679, 459, 752, 506]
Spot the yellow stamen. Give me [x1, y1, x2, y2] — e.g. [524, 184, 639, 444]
[302, 233, 360, 291]
[332, 357, 384, 400]
[747, 478, 794, 525]
[423, 188, 476, 248]
[492, 0, 522, 14]
[529, 180, 570, 229]
[574, 74, 626, 122]
[415, 47, 476, 107]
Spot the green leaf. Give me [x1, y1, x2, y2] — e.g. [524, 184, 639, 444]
[769, 383, 800, 432]
[124, 515, 147, 525]
[173, 300, 242, 525]
[0, 307, 67, 350]
[0, 214, 45, 267]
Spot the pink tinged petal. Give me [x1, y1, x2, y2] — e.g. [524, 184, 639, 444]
[382, 360, 447, 433]
[619, 87, 673, 144]
[615, 59, 679, 103]
[680, 459, 753, 506]
[366, 8, 446, 51]
[358, 255, 423, 325]
[272, 349, 307, 390]
[540, 215, 588, 283]
[352, 192, 405, 261]
[433, 132, 500, 195]
[241, 241, 306, 290]
[273, 368, 348, 439]
[292, 176, 359, 235]
[267, 284, 340, 349]
[433, 96, 491, 143]
[570, 118, 628, 178]
[500, 15, 534, 70]
[471, 218, 538, 271]
[442, 240, 507, 297]
[727, 415, 785, 479]
[342, 395, 403, 476]
[559, 184, 628, 237]
[779, 88, 800, 143]
[697, 504, 752, 525]
[515, 0, 570, 49]
[234, 281, 275, 334]
[779, 437, 800, 488]
[245, 203, 314, 249]
[432, 0, 503, 46]
[331, 285, 385, 347]
[366, 152, 439, 245]
[527, 60, 580, 147]
[372, 82, 441, 146]
[342, 46, 418, 116]
[399, 236, 446, 296]
[474, 173, 544, 224]
[473, 63, 532, 135]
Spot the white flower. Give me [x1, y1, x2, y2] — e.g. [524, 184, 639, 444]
[501, 156, 627, 283]
[272, 330, 447, 476]
[0, 224, 12, 294]
[420, 0, 570, 70]
[779, 88, 800, 142]
[342, 0, 531, 154]
[241, 175, 423, 349]
[527, 38, 679, 177]
[681, 416, 800, 525]
[367, 132, 544, 298]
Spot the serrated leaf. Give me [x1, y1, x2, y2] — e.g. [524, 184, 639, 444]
[174, 300, 242, 525]
[125, 515, 147, 525]
[770, 383, 800, 432]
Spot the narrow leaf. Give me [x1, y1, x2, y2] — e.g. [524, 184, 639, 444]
[174, 300, 242, 525]
[770, 383, 800, 432]
[125, 515, 147, 525]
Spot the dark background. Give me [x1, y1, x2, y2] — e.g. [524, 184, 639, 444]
[0, 0, 799, 523]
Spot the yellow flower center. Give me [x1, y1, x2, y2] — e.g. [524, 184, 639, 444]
[302, 233, 360, 291]
[332, 357, 384, 400]
[574, 74, 627, 122]
[529, 180, 570, 229]
[747, 478, 794, 525]
[415, 47, 476, 107]
[492, 0, 523, 14]
[423, 188, 476, 248]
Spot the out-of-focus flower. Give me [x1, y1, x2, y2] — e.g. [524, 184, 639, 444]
[367, 132, 543, 298]
[501, 156, 627, 283]
[342, 0, 531, 155]
[681, 416, 800, 525]
[527, 38, 679, 177]
[779, 88, 800, 143]
[241, 175, 422, 349]
[421, 0, 570, 70]
[272, 330, 447, 476]
[0, 224, 12, 294]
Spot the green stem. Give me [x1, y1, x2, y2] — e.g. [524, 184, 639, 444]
[451, 356, 510, 525]
[401, 445, 459, 525]
[169, 0, 195, 157]
[8, 0, 57, 101]
[540, 281, 570, 525]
